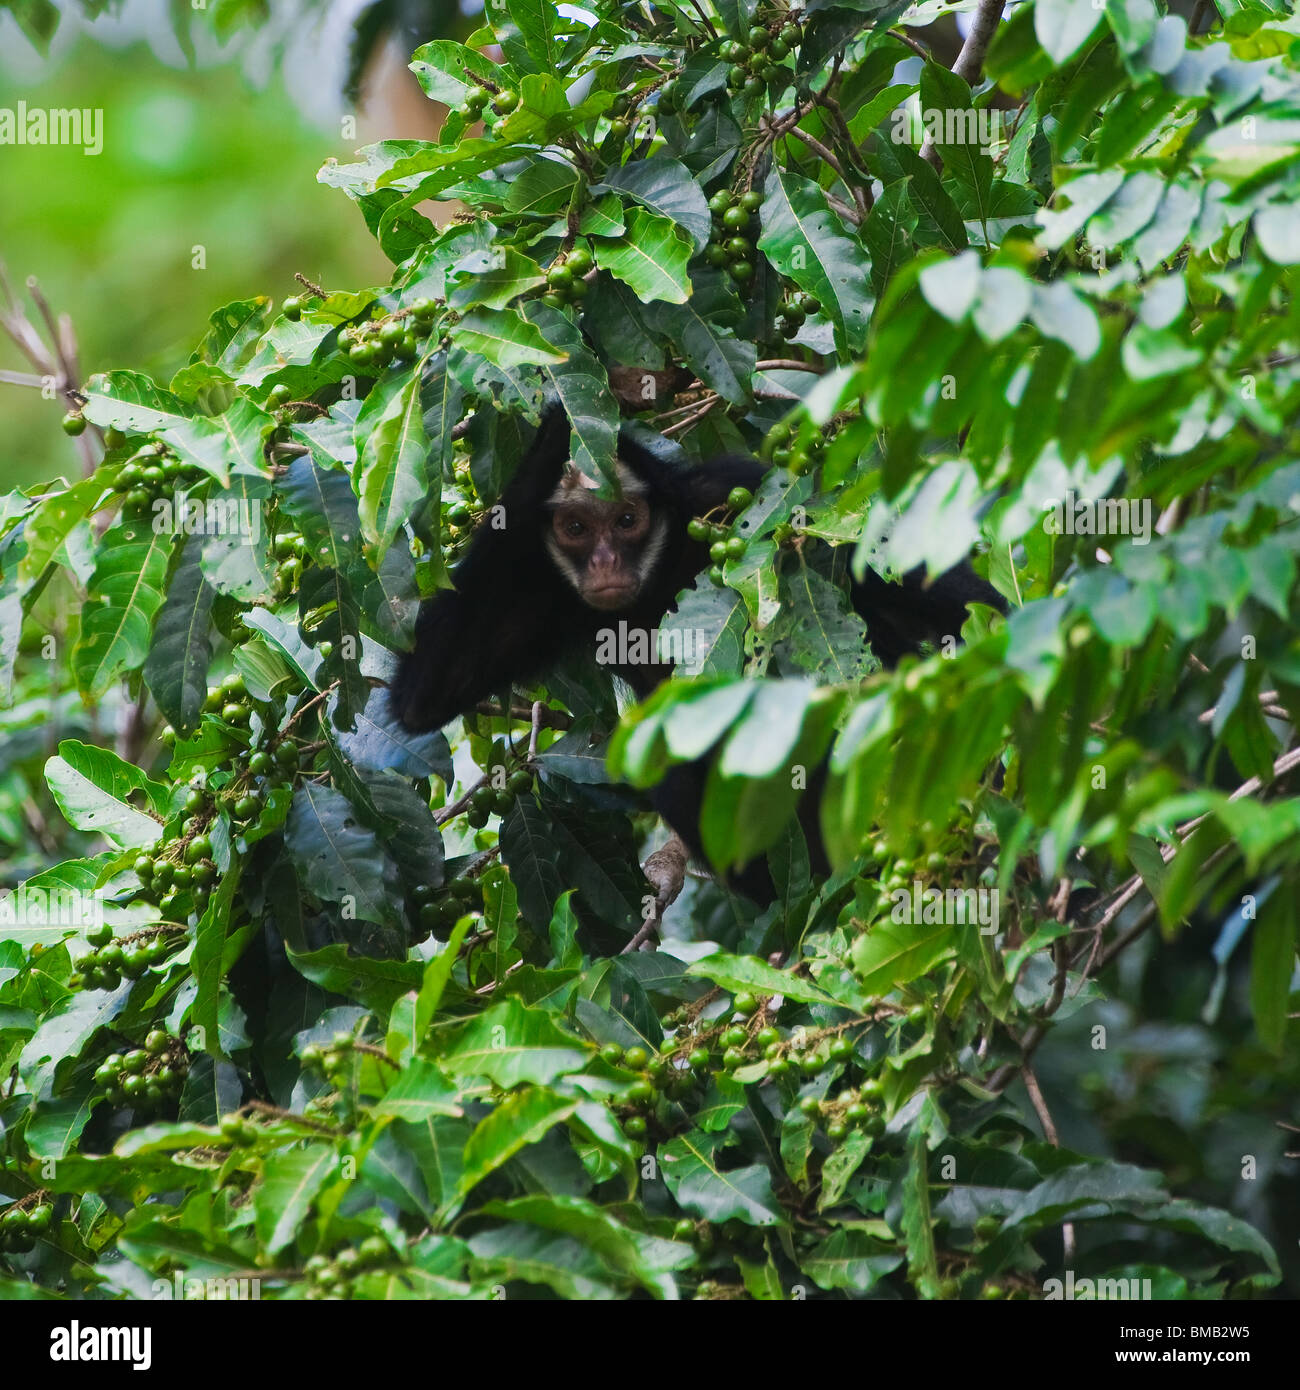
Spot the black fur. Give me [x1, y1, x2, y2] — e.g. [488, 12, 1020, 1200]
[393, 410, 1004, 904]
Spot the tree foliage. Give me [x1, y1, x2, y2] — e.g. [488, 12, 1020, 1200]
[0, 0, 1298, 1301]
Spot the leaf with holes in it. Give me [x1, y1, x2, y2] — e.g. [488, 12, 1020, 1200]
[80, 369, 194, 436]
[357, 371, 429, 560]
[593, 208, 692, 305]
[409, 39, 504, 106]
[44, 740, 170, 850]
[73, 517, 174, 697]
[143, 533, 214, 736]
[450, 307, 568, 370]
[283, 783, 399, 927]
[758, 168, 873, 356]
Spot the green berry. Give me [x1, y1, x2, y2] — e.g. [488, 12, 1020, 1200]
[599, 1043, 624, 1066]
[722, 205, 750, 230]
[623, 1115, 647, 1138]
[492, 88, 519, 114]
[145, 1029, 169, 1055]
[688, 1047, 710, 1070]
[798, 1095, 820, 1117]
[61, 412, 87, 436]
[727, 487, 753, 512]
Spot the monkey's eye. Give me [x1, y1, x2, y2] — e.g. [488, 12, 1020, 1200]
[616, 511, 638, 529]
[565, 519, 586, 537]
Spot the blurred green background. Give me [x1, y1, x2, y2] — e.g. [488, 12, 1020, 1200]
[0, 32, 391, 490]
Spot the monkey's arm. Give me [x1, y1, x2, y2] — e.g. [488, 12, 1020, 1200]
[391, 535, 579, 732]
[852, 561, 1005, 667]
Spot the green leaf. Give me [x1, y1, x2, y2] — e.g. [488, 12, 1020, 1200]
[442, 998, 590, 1088]
[356, 372, 429, 560]
[73, 518, 174, 697]
[283, 783, 400, 927]
[142, 533, 213, 736]
[592, 208, 692, 305]
[643, 270, 753, 405]
[759, 167, 874, 355]
[850, 916, 958, 996]
[1249, 887, 1295, 1054]
[1035, 0, 1105, 63]
[448, 246, 547, 310]
[660, 1130, 786, 1227]
[599, 156, 712, 250]
[450, 307, 568, 369]
[408, 40, 504, 104]
[253, 1147, 336, 1254]
[44, 741, 168, 850]
[685, 952, 846, 1008]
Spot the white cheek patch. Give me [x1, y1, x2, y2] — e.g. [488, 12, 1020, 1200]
[639, 512, 669, 582]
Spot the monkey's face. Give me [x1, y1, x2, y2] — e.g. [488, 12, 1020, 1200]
[547, 494, 657, 610]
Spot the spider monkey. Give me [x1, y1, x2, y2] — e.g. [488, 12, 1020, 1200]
[392, 407, 1003, 904]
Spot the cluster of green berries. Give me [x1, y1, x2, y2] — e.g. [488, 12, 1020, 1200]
[766, 1028, 855, 1080]
[541, 244, 594, 308]
[302, 1235, 396, 1299]
[71, 924, 179, 991]
[721, 15, 802, 95]
[605, 88, 638, 139]
[269, 526, 310, 600]
[0, 1201, 53, 1254]
[704, 189, 763, 286]
[599, 1042, 691, 1138]
[442, 497, 476, 541]
[112, 441, 203, 517]
[343, 301, 436, 370]
[299, 1030, 367, 1084]
[466, 764, 535, 829]
[766, 418, 826, 476]
[797, 1072, 886, 1142]
[409, 874, 483, 942]
[218, 1111, 263, 1146]
[93, 1030, 188, 1111]
[775, 288, 821, 339]
[686, 485, 753, 585]
[458, 84, 519, 123]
